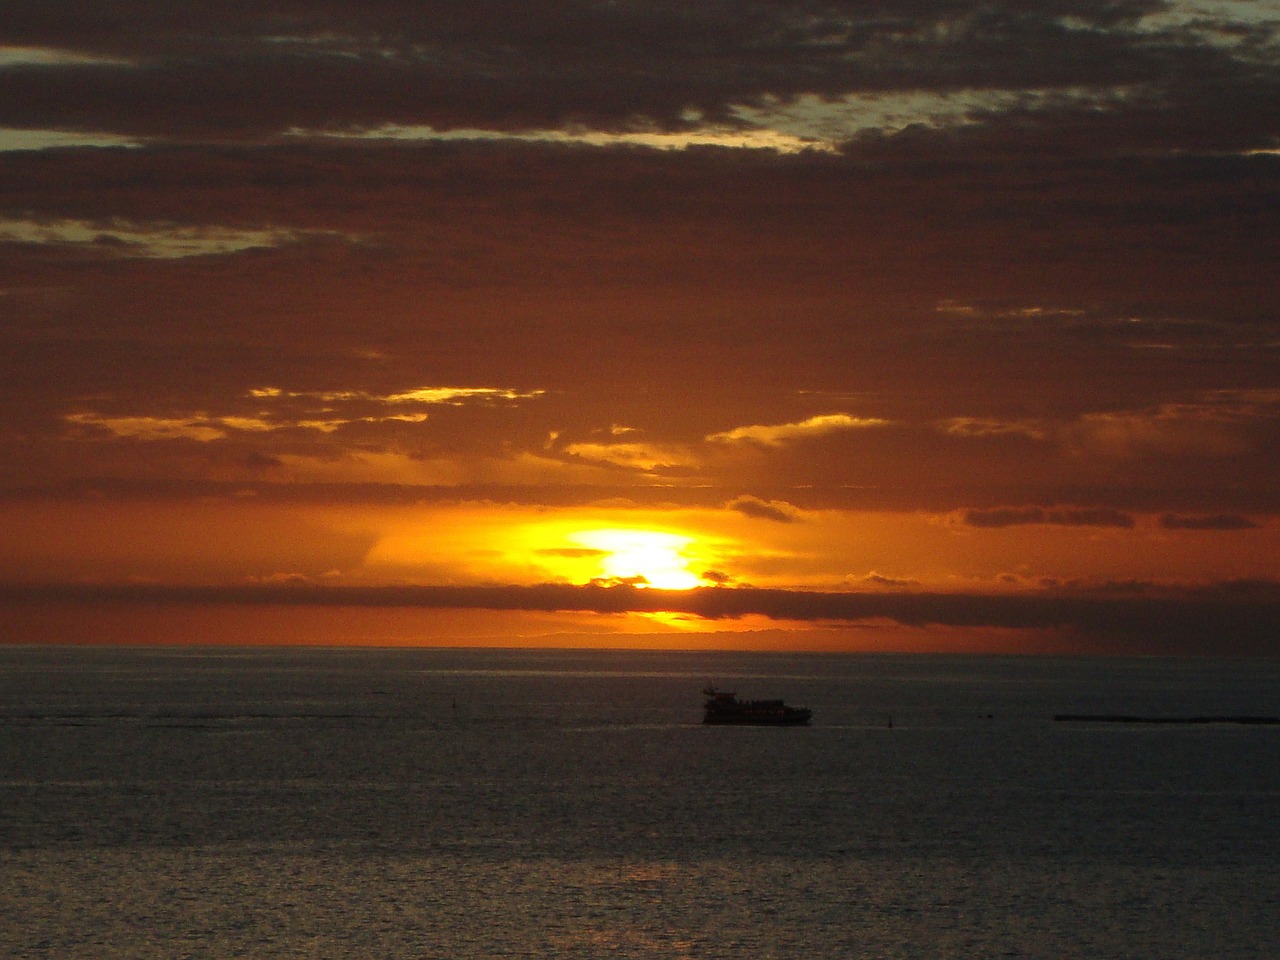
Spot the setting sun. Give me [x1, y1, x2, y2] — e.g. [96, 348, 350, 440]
[569, 529, 702, 590]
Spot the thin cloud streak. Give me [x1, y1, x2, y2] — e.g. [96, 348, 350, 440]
[1160, 513, 1259, 530]
[0, 217, 331, 258]
[708, 414, 891, 446]
[964, 506, 1136, 528]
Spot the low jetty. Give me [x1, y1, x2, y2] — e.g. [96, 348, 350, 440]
[1054, 714, 1280, 725]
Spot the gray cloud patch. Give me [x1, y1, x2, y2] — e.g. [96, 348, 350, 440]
[727, 495, 803, 523]
[1160, 513, 1260, 530]
[859, 573, 920, 588]
[964, 506, 1135, 528]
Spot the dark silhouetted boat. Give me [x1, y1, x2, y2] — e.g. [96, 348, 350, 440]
[702, 686, 811, 726]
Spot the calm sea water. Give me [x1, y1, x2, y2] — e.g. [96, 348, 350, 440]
[2, 646, 1278, 959]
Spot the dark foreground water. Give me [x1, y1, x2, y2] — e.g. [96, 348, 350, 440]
[2, 646, 1278, 959]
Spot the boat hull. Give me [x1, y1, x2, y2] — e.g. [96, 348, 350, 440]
[701, 687, 811, 725]
[702, 711, 811, 726]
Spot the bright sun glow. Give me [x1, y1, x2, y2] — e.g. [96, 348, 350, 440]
[569, 528, 702, 590]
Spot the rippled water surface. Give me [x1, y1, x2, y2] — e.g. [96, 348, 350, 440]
[3, 647, 1278, 958]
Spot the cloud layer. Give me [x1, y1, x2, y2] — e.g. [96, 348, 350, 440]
[2, 2, 1278, 652]
[5, 579, 1277, 656]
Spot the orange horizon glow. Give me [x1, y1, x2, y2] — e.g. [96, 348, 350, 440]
[4, 497, 1275, 594]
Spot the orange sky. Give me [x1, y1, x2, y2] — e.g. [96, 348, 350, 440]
[2, 2, 1279, 653]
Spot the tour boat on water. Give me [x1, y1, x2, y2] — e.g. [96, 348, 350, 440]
[702, 686, 812, 726]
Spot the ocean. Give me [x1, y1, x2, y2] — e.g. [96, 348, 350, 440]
[2, 646, 1278, 959]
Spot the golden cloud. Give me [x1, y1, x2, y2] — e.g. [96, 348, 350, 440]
[707, 413, 889, 446]
[562, 442, 701, 472]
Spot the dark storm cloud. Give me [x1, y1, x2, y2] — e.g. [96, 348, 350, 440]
[4, 579, 1278, 655]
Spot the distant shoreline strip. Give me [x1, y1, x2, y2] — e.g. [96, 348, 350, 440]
[1054, 714, 1280, 725]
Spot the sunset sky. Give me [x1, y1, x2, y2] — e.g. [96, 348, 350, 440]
[2, 1, 1278, 653]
